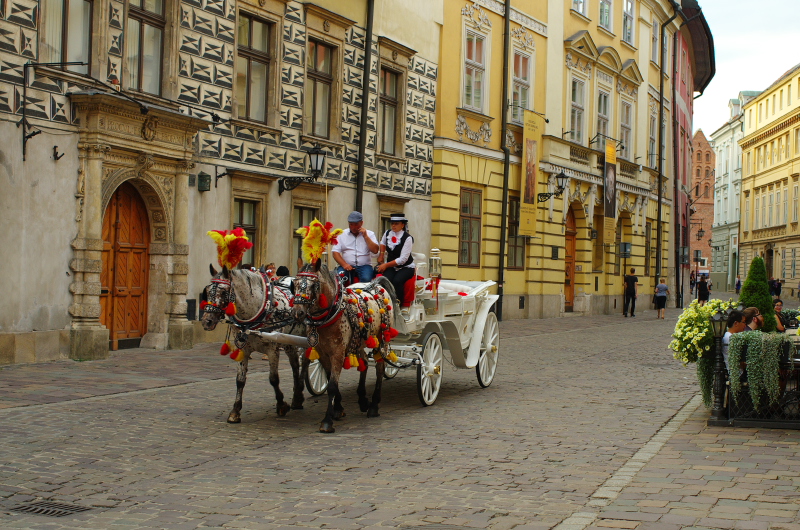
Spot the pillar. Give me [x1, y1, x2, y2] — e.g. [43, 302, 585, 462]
[167, 161, 193, 350]
[69, 143, 110, 360]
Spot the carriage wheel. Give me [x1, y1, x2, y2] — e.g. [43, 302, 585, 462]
[304, 359, 329, 396]
[476, 312, 499, 388]
[416, 332, 443, 406]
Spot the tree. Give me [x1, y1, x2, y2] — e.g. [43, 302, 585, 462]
[738, 256, 776, 332]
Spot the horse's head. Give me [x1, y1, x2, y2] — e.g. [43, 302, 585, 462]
[292, 260, 323, 321]
[201, 264, 234, 331]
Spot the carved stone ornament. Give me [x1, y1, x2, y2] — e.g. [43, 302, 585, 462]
[392, 50, 398, 61]
[456, 115, 492, 147]
[323, 20, 330, 32]
[258, 0, 266, 5]
[462, 3, 492, 31]
[505, 129, 522, 155]
[617, 80, 638, 98]
[141, 115, 159, 141]
[136, 153, 155, 178]
[511, 27, 534, 50]
[565, 53, 592, 79]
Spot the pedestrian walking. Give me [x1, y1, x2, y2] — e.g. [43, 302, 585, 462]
[696, 275, 710, 306]
[623, 268, 638, 317]
[769, 277, 776, 296]
[689, 271, 696, 295]
[735, 275, 742, 295]
[654, 278, 669, 320]
[775, 278, 782, 297]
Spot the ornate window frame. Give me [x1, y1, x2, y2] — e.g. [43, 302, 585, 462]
[377, 36, 415, 163]
[461, 4, 492, 115]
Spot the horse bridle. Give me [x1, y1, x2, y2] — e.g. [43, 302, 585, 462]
[202, 278, 235, 315]
[294, 271, 346, 327]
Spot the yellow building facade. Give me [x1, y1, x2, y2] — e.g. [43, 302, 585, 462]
[739, 64, 800, 283]
[434, 0, 712, 318]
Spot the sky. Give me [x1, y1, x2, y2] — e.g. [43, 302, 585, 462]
[692, 0, 800, 136]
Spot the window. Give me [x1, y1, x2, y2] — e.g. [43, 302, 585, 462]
[645, 222, 651, 276]
[755, 197, 759, 229]
[619, 101, 632, 160]
[696, 168, 700, 179]
[293, 205, 319, 265]
[464, 32, 485, 111]
[695, 184, 699, 197]
[780, 90, 784, 110]
[233, 199, 258, 269]
[41, 0, 92, 75]
[459, 188, 482, 266]
[622, 0, 634, 44]
[777, 190, 781, 224]
[651, 19, 659, 63]
[236, 14, 270, 122]
[785, 186, 789, 223]
[793, 248, 797, 278]
[745, 198, 749, 231]
[769, 192, 774, 226]
[681, 50, 686, 84]
[794, 185, 798, 222]
[596, 91, 610, 138]
[789, 85, 792, 105]
[762, 193, 767, 227]
[570, 78, 585, 144]
[697, 151, 702, 162]
[508, 197, 524, 269]
[379, 68, 399, 155]
[705, 153, 710, 163]
[599, 0, 612, 29]
[306, 40, 333, 138]
[649, 115, 657, 168]
[572, 0, 586, 15]
[512, 51, 531, 123]
[126, 0, 165, 95]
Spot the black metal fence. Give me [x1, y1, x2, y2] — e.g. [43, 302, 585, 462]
[727, 360, 800, 429]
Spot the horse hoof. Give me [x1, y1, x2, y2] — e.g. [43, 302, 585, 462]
[358, 398, 370, 413]
[333, 409, 346, 420]
[319, 422, 335, 433]
[367, 407, 380, 418]
[277, 402, 291, 417]
[227, 413, 241, 423]
[291, 403, 304, 410]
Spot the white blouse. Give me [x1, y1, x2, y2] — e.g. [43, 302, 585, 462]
[380, 230, 414, 268]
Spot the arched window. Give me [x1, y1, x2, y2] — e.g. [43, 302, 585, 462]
[696, 168, 700, 179]
[697, 152, 702, 161]
[704, 184, 709, 197]
[705, 153, 710, 162]
[696, 184, 699, 197]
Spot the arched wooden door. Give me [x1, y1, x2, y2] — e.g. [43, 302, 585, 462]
[565, 209, 577, 312]
[101, 182, 150, 350]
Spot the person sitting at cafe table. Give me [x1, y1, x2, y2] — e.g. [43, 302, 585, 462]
[722, 309, 746, 371]
[742, 307, 762, 331]
[773, 299, 787, 332]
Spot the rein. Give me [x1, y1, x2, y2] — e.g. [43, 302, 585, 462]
[295, 271, 346, 329]
[203, 273, 296, 333]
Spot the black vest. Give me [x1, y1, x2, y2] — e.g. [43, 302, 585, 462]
[384, 231, 413, 267]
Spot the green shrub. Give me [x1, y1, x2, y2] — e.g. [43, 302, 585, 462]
[739, 256, 777, 332]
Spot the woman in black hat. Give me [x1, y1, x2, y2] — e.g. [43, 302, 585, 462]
[376, 213, 415, 309]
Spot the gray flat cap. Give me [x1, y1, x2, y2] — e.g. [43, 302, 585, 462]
[347, 211, 363, 223]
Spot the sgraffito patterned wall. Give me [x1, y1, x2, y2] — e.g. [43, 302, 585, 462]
[0, 0, 437, 200]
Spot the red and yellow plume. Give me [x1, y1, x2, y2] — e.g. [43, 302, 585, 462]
[207, 227, 254, 269]
[295, 219, 343, 263]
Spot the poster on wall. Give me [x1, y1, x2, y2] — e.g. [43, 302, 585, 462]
[603, 138, 617, 244]
[520, 110, 545, 237]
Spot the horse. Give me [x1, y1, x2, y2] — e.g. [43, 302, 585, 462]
[201, 264, 307, 423]
[292, 260, 399, 433]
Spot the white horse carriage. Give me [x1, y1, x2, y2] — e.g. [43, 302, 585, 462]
[265, 249, 501, 407]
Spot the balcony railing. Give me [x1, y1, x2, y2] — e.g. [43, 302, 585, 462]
[570, 145, 591, 165]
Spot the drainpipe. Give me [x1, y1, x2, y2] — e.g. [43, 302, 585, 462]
[671, 27, 681, 307]
[656, 2, 680, 291]
[355, 0, 375, 212]
[497, 0, 511, 321]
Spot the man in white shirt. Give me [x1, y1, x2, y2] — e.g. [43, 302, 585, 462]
[722, 309, 746, 371]
[332, 211, 379, 283]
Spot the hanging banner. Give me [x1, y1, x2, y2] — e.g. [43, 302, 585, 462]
[520, 110, 545, 237]
[603, 138, 617, 244]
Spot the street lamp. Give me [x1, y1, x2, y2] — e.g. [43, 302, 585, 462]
[696, 227, 705, 241]
[537, 172, 569, 202]
[278, 143, 327, 195]
[708, 307, 730, 425]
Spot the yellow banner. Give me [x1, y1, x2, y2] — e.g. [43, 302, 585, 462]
[603, 138, 617, 243]
[520, 110, 545, 237]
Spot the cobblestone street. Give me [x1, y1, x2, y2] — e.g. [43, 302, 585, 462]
[1, 311, 798, 529]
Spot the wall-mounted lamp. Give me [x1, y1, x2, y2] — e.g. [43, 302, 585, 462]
[278, 143, 327, 195]
[538, 172, 569, 203]
[696, 227, 705, 240]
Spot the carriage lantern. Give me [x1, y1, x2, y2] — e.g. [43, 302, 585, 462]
[429, 248, 442, 279]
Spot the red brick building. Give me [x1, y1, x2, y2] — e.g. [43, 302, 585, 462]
[691, 130, 715, 280]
